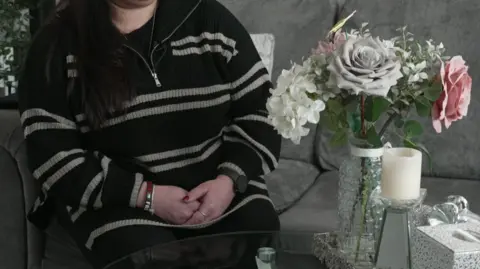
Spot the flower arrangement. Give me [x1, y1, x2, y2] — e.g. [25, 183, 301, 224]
[266, 11, 473, 264]
[267, 14, 472, 158]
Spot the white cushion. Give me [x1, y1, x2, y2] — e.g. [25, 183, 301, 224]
[250, 34, 275, 79]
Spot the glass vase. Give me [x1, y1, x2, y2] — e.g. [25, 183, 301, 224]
[337, 137, 385, 268]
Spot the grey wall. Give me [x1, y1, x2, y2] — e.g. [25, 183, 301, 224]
[220, 0, 337, 80]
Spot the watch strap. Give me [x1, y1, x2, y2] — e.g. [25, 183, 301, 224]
[218, 167, 248, 193]
[218, 166, 239, 182]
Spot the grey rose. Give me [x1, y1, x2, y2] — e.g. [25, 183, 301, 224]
[327, 36, 403, 97]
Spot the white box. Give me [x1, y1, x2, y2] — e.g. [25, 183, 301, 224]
[412, 223, 480, 269]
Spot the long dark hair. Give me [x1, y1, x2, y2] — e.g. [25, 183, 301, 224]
[48, 0, 133, 128]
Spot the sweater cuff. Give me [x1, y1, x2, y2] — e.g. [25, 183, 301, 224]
[218, 162, 246, 177]
[129, 173, 145, 208]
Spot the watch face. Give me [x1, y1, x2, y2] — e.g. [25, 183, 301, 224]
[236, 175, 248, 193]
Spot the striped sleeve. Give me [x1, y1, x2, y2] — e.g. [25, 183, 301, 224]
[212, 1, 281, 180]
[17, 27, 144, 212]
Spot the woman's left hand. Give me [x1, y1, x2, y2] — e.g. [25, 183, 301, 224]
[184, 175, 235, 225]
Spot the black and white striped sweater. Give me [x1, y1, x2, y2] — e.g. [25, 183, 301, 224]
[18, 0, 281, 229]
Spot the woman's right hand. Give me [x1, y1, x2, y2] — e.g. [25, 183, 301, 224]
[152, 185, 201, 225]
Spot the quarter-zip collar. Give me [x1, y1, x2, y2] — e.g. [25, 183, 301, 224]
[122, 0, 202, 48]
[122, 0, 202, 88]
[152, 0, 203, 44]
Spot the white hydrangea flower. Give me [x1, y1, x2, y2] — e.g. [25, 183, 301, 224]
[267, 63, 326, 144]
[289, 74, 317, 96]
[305, 55, 339, 102]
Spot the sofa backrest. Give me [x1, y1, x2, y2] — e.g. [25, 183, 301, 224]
[316, 0, 480, 180]
[219, 0, 336, 164]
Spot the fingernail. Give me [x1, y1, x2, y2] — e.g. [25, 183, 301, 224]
[183, 196, 189, 202]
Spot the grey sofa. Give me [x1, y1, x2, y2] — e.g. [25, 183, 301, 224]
[1, 0, 480, 268]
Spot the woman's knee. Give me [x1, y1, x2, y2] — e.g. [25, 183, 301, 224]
[230, 199, 280, 232]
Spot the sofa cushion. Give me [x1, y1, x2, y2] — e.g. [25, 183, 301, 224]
[279, 171, 338, 232]
[280, 171, 480, 232]
[250, 33, 275, 78]
[316, 0, 480, 180]
[422, 176, 480, 213]
[265, 159, 320, 213]
[220, 0, 337, 164]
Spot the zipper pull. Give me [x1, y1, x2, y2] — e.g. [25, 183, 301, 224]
[151, 72, 162, 87]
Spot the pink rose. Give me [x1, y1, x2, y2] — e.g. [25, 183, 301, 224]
[432, 56, 472, 133]
[312, 32, 346, 55]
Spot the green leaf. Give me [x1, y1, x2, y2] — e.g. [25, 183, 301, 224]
[403, 138, 415, 148]
[323, 111, 339, 132]
[415, 96, 432, 117]
[404, 120, 424, 137]
[364, 97, 374, 121]
[364, 97, 391, 122]
[345, 98, 359, 113]
[338, 111, 350, 129]
[327, 98, 344, 115]
[424, 82, 443, 102]
[347, 112, 361, 134]
[366, 127, 383, 147]
[403, 140, 433, 173]
[330, 130, 348, 146]
[399, 98, 410, 105]
[305, 92, 320, 99]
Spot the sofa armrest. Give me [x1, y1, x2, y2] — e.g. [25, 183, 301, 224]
[1, 127, 44, 269]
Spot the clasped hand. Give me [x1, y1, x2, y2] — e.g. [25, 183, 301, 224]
[152, 176, 235, 225]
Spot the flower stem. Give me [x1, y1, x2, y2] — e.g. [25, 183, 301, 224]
[378, 113, 398, 138]
[352, 95, 369, 263]
[360, 95, 366, 137]
[355, 159, 370, 262]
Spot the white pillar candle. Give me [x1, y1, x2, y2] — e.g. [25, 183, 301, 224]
[381, 147, 422, 200]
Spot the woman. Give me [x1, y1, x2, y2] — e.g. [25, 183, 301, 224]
[18, 0, 281, 267]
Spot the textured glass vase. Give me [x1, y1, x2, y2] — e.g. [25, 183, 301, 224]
[337, 138, 384, 268]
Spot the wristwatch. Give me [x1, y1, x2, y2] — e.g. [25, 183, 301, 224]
[218, 167, 248, 194]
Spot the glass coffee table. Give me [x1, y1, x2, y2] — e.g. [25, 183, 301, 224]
[105, 231, 329, 269]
